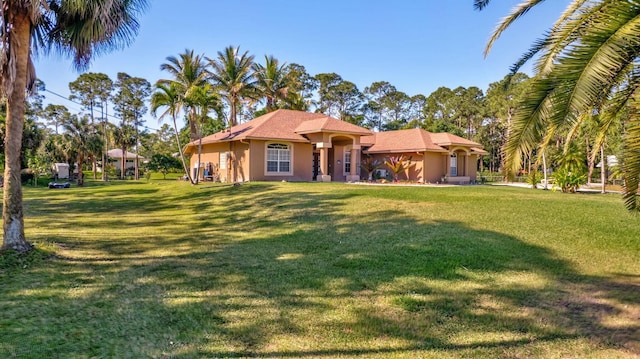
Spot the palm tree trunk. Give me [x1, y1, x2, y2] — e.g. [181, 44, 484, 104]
[600, 144, 606, 194]
[586, 138, 594, 185]
[230, 96, 237, 127]
[189, 108, 198, 141]
[542, 152, 548, 190]
[121, 148, 126, 180]
[171, 117, 195, 184]
[77, 155, 85, 186]
[2, 11, 31, 252]
[135, 124, 139, 180]
[196, 137, 202, 185]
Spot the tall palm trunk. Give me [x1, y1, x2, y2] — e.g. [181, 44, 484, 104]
[77, 154, 85, 186]
[121, 148, 126, 180]
[170, 117, 195, 184]
[230, 95, 238, 127]
[134, 124, 139, 180]
[189, 108, 198, 140]
[2, 12, 31, 252]
[600, 144, 606, 194]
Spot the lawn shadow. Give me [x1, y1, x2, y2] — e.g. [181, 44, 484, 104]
[2, 183, 638, 357]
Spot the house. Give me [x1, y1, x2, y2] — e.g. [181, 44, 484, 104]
[106, 149, 144, 174]
[184, 109, 486, 183]
[361, 128, 487, 183]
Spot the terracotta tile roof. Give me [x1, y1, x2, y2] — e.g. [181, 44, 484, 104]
[186, 109, 372, 150]
[429, 132, 483, 147]
[362, 128, 448, 154]
[471, 147, 489, 155]
[295, 117, 373, 136]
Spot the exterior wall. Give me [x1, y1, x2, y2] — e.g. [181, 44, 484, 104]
[363, 152, 448, 183]
[248, 140, 314, 181]
[363, 153, 423, 182]
[468, 154, 479, 181]
[231, 141, 250, 182]
[188, 142, 231, 181]
[423, 152, 446, 183]
[190, 140, 313, 182]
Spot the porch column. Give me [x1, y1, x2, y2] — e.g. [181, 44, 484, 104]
[346, 145, 361, 182]
[445, 153, 451, 177]
[464, 154, 468, 176]
[421, 153, 427, 183]
[317, 142, 331, 182]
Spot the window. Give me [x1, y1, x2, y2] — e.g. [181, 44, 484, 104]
[219, 152, 227, 170]
[450, 154, 457, 176]
[266, 143, 291, 174]
[344, 151, 351, 174]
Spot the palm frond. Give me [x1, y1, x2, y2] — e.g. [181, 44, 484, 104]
[503, 76, 555, 174]
[623, 105, 640, 211]
[46, 0, 149, 70]
[484, 0, 548, 57]
[473, 0, 491, 11]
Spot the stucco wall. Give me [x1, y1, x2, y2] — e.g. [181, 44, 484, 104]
[468, 154, 479, 180]
[423, 152, 446, 183]
[188, 142, 230, 180]
[248, 140, 313, 181]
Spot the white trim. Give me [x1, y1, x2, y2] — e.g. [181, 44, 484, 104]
[219, 152, 228, 170]
[449, 146, 470, 155]
[450, 153, 458, 177]
[264, 141, 294, 176]
[344, 150, 352, 175]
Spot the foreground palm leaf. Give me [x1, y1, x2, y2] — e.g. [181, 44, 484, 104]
[481, 0, 640, 210]
[0, 0, 148, 252]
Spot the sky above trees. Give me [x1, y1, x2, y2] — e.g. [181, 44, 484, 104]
[34, 0, 572, 131]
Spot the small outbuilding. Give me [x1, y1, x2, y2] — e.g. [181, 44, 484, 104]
[52, 163, 69, 179]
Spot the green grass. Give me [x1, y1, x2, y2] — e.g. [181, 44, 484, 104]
[1, 181, 639, 358]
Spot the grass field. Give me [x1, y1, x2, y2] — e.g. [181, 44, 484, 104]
[1, 179, 639, 358]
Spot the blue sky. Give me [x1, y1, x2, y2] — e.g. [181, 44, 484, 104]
[34, 0, 571, 131]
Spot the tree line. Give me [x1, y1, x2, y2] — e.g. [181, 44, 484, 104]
[4, 45, 624, 191]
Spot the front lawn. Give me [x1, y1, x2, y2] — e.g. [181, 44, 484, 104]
[1, 181, 638, 358]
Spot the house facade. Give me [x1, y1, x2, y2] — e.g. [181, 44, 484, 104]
[106, 149, 143, 173]
[184, 109, 486, 184]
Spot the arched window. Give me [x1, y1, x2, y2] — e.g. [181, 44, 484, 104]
[266, 143, 291, 174]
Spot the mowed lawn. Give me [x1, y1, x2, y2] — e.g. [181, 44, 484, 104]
[1, 180, 639, 358]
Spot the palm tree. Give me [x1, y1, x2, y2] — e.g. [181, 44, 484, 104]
[207, 46, 256, 127]
[62, 115, 103, 186]
[478, 0, 640, 210]
[151, 82, 194, 184]
[184, 83, 222, 183]
[253, 55, 289, 112]
[113, 124, 137, 180]
[0, 0, 149, 252]
[158, 49, 208, 141]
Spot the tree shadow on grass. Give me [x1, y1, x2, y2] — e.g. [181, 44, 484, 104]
[1, 183, 638, 358]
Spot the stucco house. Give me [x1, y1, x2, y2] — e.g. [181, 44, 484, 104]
[361, 128, 487, 184]
[184, 109, 486, 183]
[106, 149, 143, 173]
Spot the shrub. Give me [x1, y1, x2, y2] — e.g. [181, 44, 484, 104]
[553, 168, 587, 193]
[20, 171, 34, 184]
[360, 156, 383, 181]
[526, 169, 542, 189]
[384, 155, 414, 182]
